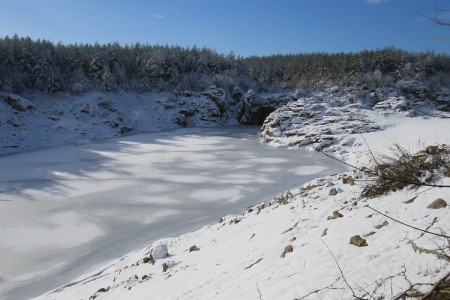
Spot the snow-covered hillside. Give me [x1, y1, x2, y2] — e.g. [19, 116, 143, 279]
[0, 87, 237, 155]
[27, 86, 450, 300]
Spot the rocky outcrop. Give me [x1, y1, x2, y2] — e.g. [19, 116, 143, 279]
[203, 86, 228, 116]
[170, 86, 233, 127]
[259, 92, 381, 151]
[371, 81, 450, 112]
[236, 90, 295, 125]
[259, 84, 450, 152]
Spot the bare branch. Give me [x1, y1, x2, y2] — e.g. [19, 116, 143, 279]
[367, 206, 450, 239]
[419, 7, 450, 27]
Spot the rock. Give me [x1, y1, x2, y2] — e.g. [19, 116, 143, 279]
[143, 254, 155, 264]
[342, 176, 355, 185]
[179, 108, 196, 117]
[120, 126, 133, 134]
[403, 195, 418, 204]
[2, 95, 34, 111]
[152, 243, 169, 259]
[329, 188, 338, 196]
[162, 262, 169, 272]
[236, 90, 263, 124]
[327, 210, 344, 220]
[236, 90, 293, 125]
[275, 190, 294, 205]
[374, 220, 389, 229]
[364, 231, 376, 237]
[205, 86, 228, 115]
[232, 86, 243, 103]
[280, 245, 294, 258]
[189, 245, 200, 252]
[96, 287, 109, 293]
[80, 104, 90, 114]
[427, 198, 447, 209]
[97, 100, 117, 112]
[349, 235, 368, 247]
[321, 228, 328, 237]
[425, 145, 439, 155]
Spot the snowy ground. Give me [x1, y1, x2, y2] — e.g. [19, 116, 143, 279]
[0, 126, 345, 300]
[1, 88, 449, 299]
[30, 103, 450, 298]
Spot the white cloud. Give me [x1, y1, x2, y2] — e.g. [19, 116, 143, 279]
[154, 14, 165, 19]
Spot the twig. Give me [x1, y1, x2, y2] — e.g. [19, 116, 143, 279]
[320, 239, 359, 299]
[408, 239, 450, 262]
[256, 282, 263, 300]
[360, 134, 381, 170]
[367, 206, 450, 239]
[392, 265, 432, 300]
[245, 258, 263, 270]
[295, 278, 343, 300]
[419, 217, 438, 238]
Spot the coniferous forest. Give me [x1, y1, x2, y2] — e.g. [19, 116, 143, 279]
[1, 35, 450, 95]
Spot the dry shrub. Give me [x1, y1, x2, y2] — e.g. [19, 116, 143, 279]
[361, 144, 449, 198]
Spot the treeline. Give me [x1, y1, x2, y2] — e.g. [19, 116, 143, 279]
[244, 49, 450, 90]
[0, 35, 449, 94]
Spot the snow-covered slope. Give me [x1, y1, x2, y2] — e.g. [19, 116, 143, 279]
[32, 88, 450, 299]
[34, 150, 449, 299]
[0, 88, 237, 155]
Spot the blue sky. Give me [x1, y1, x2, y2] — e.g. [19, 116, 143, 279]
[0, 0, 449, 56]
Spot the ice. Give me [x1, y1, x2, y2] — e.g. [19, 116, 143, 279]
[0, 126, 344, 300]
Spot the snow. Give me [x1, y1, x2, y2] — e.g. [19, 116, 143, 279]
[33, 166, 450, 299]
[0, 126, 344, 300]
[1, 89, 449, 300]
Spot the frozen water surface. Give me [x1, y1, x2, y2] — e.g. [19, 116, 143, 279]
[0, 126, 345, 299]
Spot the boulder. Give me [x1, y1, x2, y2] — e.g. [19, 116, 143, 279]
[342, 176, 355, 185]
[2, 94, 34, 111]
[280, 245, 293, 258]
[427, 198, 447, 209]
[329, 188, 338, 196]
[189, 245, 200, 252]
[152, 243, 169, 259]
[327, 210, 344, 220]
[349, 235, 368, 247]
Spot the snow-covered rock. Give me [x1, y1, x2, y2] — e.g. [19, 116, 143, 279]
[235, 90, 296, 125]
[152, 243, 169, 259]
[259, 88, 450, 153]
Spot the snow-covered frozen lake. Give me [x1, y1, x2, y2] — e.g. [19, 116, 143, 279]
[0, 126, 345, 299]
